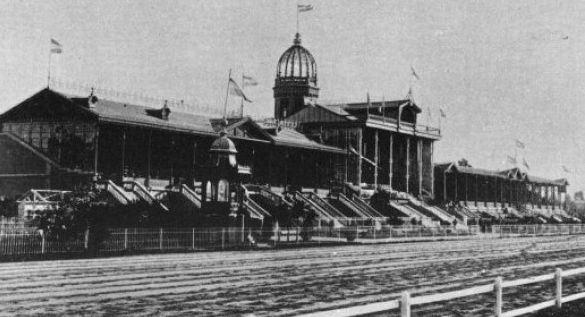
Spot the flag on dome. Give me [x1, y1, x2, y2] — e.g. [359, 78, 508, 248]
[298, 4, 313, 12]
[562, 165, 571, 173]
[439, 108, 447, 118]
[228, 78, 251, 102]
[242, 75, 258, 87]
[522, 158, 530, 170]
[506, 155, 517, 165]
[410, 65, 420, 81]
[50, 38, 62, 54]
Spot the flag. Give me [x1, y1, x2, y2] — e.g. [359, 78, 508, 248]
[439, 108, 447, 118]
[50, 38, 63, 54]
[506, 155, 517, 165]
[228, 78, 251, 102]
[410, 65, 420, 81]
[562, 165, 571, 173]
[242, 75, 258, 87]
[522, 158, 530, 170]
[298, 4, 313, 12]
[515, 139, 525, 149]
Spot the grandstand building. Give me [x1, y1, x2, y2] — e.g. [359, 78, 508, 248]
[0, 32, 572, 226]
[434, 161, 571, 222]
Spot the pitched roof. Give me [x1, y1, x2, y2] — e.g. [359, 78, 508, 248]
[66, 92, 217, 136]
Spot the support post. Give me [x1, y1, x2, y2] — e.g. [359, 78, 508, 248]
[494, 276, 503, 317]
[84, 228, 89, 250]
[146, 130, 152, 188]
[124, 228, 128, 250]
[555, 268, 563, 308]
[41, 231, 45, 254]
[221, 227, 225, 250]
[374, 130, 379, 187]
[356, 129, 363, 186]
[417, 139, 422, 197]
[400, 291, 411, 317]
[388, 133, 394, 188]
[120, 129, 126, 182]
[93, 124, 100, 175]
[192, 228, 195, 250]
[159, 228, 163, 250]
[405, 137, 410, 193]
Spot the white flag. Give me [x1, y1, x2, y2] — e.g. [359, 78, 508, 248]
[228, 78, 251, 102]
[298, 4, 313, 12]
[50, 38, 63, 54]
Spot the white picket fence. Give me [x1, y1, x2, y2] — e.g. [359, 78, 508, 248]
[493, 224, 585, 237]
[300, 266, 585, 317]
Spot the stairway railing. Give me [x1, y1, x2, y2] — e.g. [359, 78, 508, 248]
[180, 184, 201, 209]
[123, 181, 169, 212]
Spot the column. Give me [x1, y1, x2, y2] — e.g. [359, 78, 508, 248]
[145, 130, 152, 188]
[190, 139, 197, 187]
[120, 129, 126, 183]
[388, 133, 393, 188]
[443, 170, 447, 202]
[475, 174, 479, 206]
[405, 136, 410, 193]
[356, 129, 363, 186]
[454, 172, 458, 202]
[417, 139, 423, 197]
[374, 130, 379, 187]
[464, 173, 468, 203]
[93, 124, 100, 175]
[430, 141, 434, 198]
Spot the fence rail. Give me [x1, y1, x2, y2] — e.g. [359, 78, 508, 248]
[300, 266, 585, 317]
[493, 224, 585, 237]
[3, 224, 585, 257]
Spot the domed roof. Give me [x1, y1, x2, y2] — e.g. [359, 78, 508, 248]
[209, 132, 238, 154]
[276, 33, 317, 84]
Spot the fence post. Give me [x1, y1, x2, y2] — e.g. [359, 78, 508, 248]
[124, 228, 128, 250]
[400, 291, 411, 317]
[221, 228, 225, 250]
[41, 231, 45, 254]
[84, 228, 89, 250]
[494, 276, 503, 317]
[555, 268, 563, 308]
[159, 228, 163, 251]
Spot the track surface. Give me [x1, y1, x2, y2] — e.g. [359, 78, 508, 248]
[2, 236, 585, 316]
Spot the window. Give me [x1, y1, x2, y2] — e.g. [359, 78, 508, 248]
[217, 179, 229, 202]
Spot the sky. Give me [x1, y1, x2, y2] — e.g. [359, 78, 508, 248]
[1, 0, 584, 195]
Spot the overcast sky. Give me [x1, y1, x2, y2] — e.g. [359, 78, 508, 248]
[1, 0, 584, 194]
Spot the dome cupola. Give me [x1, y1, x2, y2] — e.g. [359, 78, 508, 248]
[273, 33, 320, 120]
[276, 33, 317, 84]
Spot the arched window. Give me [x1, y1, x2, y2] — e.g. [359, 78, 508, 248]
[205, 181, 214, 202]
[217, 179, 229, 202]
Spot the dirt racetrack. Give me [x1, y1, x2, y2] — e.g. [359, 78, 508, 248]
[1, 235, 585, 316]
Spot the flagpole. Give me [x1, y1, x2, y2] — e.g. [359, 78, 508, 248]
[223, 69, 232, 120]
[47, 43, 52, 88]
[296, 0, 299, 34]
[240, 73, 245, 117]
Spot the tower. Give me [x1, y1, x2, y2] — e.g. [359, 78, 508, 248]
[273, 33, 319, 120]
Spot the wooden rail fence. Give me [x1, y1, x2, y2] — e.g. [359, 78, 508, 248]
[299, 266, 585, 317]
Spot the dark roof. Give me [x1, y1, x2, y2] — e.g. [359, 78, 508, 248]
[66, 92, 217, 136]
[337, 99, 422, 113]
[444, 162, 567, 185]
